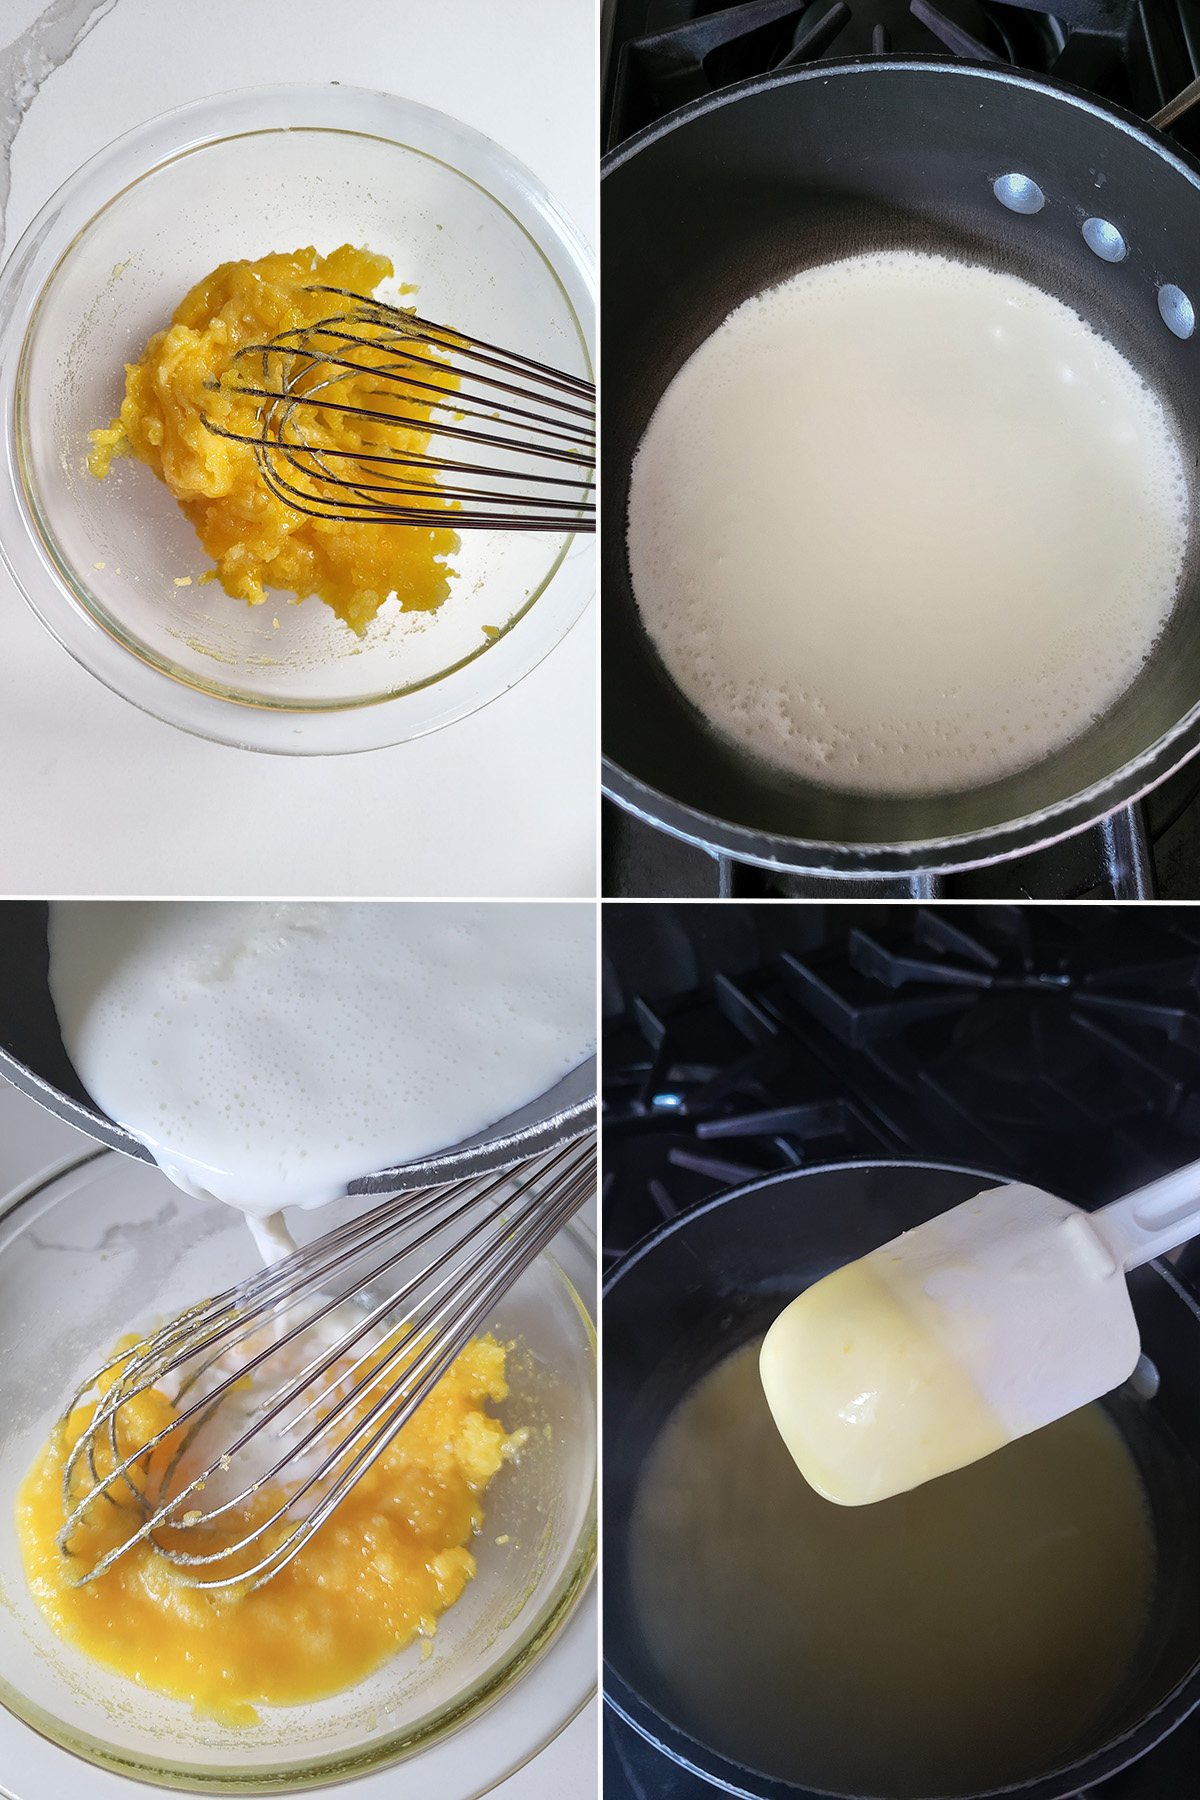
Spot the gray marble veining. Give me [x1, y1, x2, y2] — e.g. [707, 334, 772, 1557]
[0, 0, 117, 265]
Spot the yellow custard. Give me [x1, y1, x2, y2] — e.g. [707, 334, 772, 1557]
[16, 1335, 513, 1725]
[632, 1337, 1154, 1796]
[759, 1186, 1142, 1506]
[88, 245, 460, 634]
[759, 1255, 1009, 1505]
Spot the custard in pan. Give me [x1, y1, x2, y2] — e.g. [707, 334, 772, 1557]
[630, 1337, 1153, 1794]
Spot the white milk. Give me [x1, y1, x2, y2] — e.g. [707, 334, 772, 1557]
[627, 252, 1190, 794]
[48, 901, 595, 1219]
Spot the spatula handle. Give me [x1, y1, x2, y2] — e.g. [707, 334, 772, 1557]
[1092, 1156, 1200, 1271]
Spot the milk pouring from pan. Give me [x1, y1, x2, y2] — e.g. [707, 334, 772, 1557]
[0, 902, 595, 1192]
[602, 58, 1200, 878]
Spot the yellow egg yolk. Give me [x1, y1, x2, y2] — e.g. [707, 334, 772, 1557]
[88, 245, 460, 634]
[16, 1335, 513, 1726]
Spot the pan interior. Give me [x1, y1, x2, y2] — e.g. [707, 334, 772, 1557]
[604, 1166, 1200, 1798]
[629, 1337, 1154, 1795]
[602, 64, 1200, 852]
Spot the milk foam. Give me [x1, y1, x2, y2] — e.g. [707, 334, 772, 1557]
[627, 252, 1190, 795]
[48, 902, 595, 1217]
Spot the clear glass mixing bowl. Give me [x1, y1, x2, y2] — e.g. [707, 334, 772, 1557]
[0, 85, 594, 754]
[0, 1152, 596, 1792]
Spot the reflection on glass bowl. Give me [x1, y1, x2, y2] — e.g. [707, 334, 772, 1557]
[0, 85, 594, 754]
[0, 1153, 596, 1792]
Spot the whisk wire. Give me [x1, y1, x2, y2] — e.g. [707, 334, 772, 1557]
[59, 1165, 550, 1578]
[144, 1149, 591, 1587]
[61, 1161, 523, 1532]
[216, 377, 591, 460]
[279, 322, 595, 427]
[160, 1157, 591, 1590]
[201, 286, 595, 531]
[150, 1162, 555, 1528]
[58, 1136, 594, 1592]
[302, 288, 595, 399]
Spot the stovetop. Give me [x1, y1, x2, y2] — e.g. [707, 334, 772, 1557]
[603, 0, 1200, 154]
[602, 902, 1200, 1797]
[600, 0, 1200, 900]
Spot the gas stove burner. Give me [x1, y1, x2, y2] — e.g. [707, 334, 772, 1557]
[603, 904, 1200, 1798]
[603, 904, 1200, 1260]
[603, 1, 1138, 147]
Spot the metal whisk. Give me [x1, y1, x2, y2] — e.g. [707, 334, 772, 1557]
[200, 286, 595, 532]
[57, 1133, 594, 1592]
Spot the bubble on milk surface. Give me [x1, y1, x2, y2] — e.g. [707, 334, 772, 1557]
[627, 250, 1190, 796]
[48, 902, 596, 1215]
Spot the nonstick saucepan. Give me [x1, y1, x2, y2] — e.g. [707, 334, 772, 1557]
[602, 57, 1200, 877]
[0, 902, 596, 1194]
[604, 1160, 1200, 1799]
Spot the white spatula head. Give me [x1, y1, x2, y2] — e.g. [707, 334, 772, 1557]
[760, 1184, 1141, 1507]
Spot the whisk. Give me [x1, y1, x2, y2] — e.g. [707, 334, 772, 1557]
[57, 1133, 594, 1592]
[200, 286, 595, 532]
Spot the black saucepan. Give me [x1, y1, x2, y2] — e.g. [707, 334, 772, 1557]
[604, 1160, 1200, 1797]
[602, 57, 1200, 877]
[0, 902, 595, 1194]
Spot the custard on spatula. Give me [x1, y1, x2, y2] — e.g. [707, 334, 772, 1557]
[760, 1162, 1200, 1506]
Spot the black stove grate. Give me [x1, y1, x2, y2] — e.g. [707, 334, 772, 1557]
[602, 903, 1200, 1797]
[600, 0, 1200, 900]
[603, 0, 1131, 148]
[603, 903, 1200, 1260]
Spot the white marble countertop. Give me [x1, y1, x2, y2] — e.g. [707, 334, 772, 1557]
[0, 0, 597, 899]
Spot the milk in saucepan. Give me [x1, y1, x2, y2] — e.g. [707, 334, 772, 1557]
[627, 252, 1189, 795]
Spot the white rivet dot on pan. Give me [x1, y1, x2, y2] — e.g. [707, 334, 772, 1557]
[1082, 217, 1127, 262]
[993, 172, 1045, 214]
[1159, 284, 1196, 338]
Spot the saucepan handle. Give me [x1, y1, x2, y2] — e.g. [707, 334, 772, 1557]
[1169, 1235, 1200, 1309]
[1150, 77, 1200, 133]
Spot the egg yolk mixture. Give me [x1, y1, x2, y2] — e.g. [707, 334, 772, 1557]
[16, 1334, 513, 1725]
[88, 245, 460, 634]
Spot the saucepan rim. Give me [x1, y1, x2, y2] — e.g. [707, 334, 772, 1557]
[601, 56, 1200, 876]
[602, 1157, 1200, 1800]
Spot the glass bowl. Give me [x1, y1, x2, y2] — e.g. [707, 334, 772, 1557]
[0, 1152, 596, 1792]
[0, 85, 594, 754]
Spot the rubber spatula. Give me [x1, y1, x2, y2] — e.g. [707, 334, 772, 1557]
[760, 1165, 1200, 1508]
